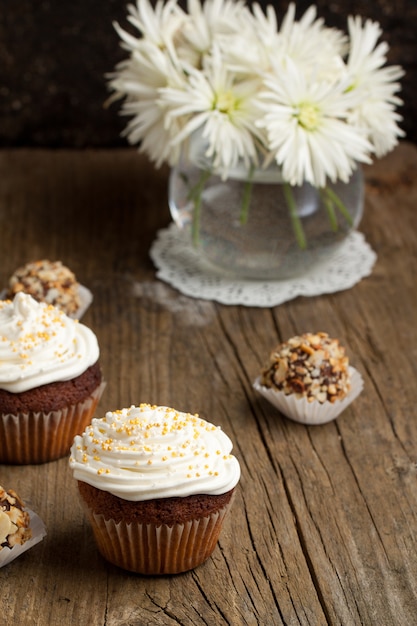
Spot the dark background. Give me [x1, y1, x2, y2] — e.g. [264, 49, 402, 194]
[1, 0, 416, 148]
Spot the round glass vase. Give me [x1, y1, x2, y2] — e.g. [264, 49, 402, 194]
[168, 155, 364, 280]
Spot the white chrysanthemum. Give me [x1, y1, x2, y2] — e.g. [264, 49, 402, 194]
[107, 0, 189, 166]
[258, 58, 373, 187]
[220, 3, 280, 75]
[161, 47, 265, 175]
[226, 3, 346, 80]
[108, 0, 404, 184]
[108, 39, 187, 166]
[346, 16, 404, 156]
[348, 100, 403, 157]
[175, 0, 251, 67]
[278, 4, 347, 78]
[123, 0, 185, 51]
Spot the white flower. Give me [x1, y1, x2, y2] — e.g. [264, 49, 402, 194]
[176, 0, 251, 66]
[258, 58, 373, 187]
[345, 16, 405, 156]
[161, 47, 265, 175]
[276, 3, 347, 80]
[226, 3, 346, 80]
[108, 41, 185, 166]
[219, 3, 279, 75]
[108, 0, 404, 185]
[122, 0, 185, 51]
[107, 0, 188, 166]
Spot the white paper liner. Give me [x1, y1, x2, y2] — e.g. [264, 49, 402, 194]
[0, 284, 93, 320]
[0, 509, 46, 568]
[0, 381, 106, 464]
[71, 285, 93, 319]
[253, 366, 364, 425]
[85, 504, 231, 575]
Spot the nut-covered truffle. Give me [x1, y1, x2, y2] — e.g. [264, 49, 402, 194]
[6, 259, 81, 316]
[260, 332, 351, 403]
[0, 486, 32, 549]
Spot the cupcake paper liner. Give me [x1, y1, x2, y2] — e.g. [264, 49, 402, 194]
[0, 284, 93, 320]
[253, 366, 364, 425]
[82, 502, 232, 575]
[0, 509, 47, 568]
[0, 381, 106, 464]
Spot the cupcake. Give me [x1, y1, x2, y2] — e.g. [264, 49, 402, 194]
[4, 259, 92, 318]
[0, 485, 46, 567]
[70, 404, 240, 575]
[254, 332, 363, 425]
[0, 292, 105, 464]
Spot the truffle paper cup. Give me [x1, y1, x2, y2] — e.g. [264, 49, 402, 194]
[71, 285, 93, 320]
[0, 509, 47, 568]
[0, 381, 106, 464]
[253, 366, 364, 425]
[82, 503, 233, 575]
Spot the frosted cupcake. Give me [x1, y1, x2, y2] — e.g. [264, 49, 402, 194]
[0, 293, 105, 464]
[70, 404, 240, 575]
[4, 259, 92, 318]
[254, 332, 363, 425]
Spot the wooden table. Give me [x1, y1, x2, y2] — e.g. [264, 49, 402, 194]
[0, 143, 416, 625]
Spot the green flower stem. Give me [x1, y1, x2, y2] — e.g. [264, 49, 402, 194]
[188, 169, 212, 247]
[323, 186, 353, 226]
[283, 183, 307, 249]
[321, 189, 338, 232]
[240, 166, 255, 225]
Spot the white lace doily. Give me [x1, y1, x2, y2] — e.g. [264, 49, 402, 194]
[150, 223, 377, 307]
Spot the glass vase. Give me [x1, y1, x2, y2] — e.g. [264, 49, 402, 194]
[168, 152, 364, 280]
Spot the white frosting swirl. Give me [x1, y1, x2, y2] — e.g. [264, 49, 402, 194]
[69, 404, 240, 500]
[0, 293, 99, 392]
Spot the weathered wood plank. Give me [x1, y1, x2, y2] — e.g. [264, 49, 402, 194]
[0, 144, 416, 625]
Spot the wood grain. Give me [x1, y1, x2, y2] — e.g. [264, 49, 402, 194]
[0, 144, 416, 625]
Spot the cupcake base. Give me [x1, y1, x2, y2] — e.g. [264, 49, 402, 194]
[0, 382, 106, 464]
[78, 484, 235, 575]
[86, 507, 230, 575]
